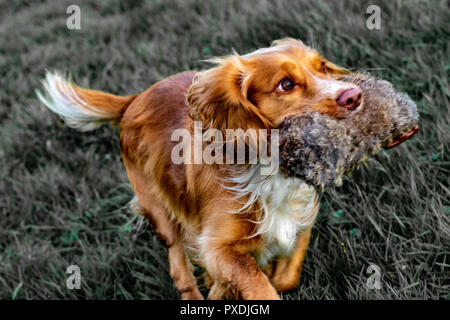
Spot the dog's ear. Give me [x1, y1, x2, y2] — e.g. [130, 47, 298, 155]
[187, 55, 271, 134]
[321, 59, 349, 76]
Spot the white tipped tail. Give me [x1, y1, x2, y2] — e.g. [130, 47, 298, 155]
[36, 72, 136, 131]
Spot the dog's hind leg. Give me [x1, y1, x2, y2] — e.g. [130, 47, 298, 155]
[140, 200, 202, 300]
[126, 165, 203, 300]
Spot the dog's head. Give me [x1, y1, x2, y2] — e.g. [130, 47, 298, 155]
[187, 39, 419, 187]
[187, 38, 361, 133]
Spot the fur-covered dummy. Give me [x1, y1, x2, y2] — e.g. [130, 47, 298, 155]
[279, 73, 419, 189]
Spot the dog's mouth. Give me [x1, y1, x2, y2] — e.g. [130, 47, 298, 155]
[384, 125, 419, 149]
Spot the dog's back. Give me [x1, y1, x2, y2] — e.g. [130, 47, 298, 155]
[38, 70, 204, 299]
[119, 71, 197, 217]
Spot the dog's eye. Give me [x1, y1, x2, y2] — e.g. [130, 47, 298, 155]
[278, 78, 295, 92]
[320, 61, 328, 73]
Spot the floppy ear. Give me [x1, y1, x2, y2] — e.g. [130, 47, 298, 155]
[321, 59, 349, 76]
[187, 55, 271, 134]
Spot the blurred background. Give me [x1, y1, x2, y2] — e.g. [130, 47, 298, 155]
[0, 0, 448, 299]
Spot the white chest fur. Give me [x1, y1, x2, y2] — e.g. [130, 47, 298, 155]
[253, 176, 318, 267]
[226, 169, 318, 267]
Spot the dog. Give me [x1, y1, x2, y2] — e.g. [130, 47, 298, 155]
[38, 38, 371, 300]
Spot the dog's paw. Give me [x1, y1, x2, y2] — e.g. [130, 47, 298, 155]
[180, 287, 204, 300]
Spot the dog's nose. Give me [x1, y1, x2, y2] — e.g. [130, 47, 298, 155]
[337, 88, 362, 110]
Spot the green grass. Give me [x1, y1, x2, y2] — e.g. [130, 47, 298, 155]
[0, 0, 449, 299]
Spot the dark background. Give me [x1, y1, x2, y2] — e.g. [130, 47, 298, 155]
[0, 0, 448, 299]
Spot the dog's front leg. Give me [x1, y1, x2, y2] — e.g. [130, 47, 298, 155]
[204, 246, 279, 300]
[200, 229, 279, 300]
[269, 226, 313, 292]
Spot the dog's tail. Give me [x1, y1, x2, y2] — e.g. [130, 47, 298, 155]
[36, 72, 137, 131]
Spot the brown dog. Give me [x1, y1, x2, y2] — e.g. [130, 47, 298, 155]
[38, 39, 371, 300]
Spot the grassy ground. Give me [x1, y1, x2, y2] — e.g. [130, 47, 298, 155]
[0, 0, 448, 300]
